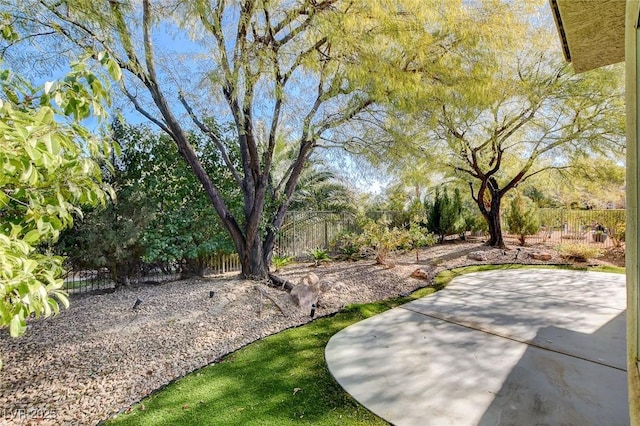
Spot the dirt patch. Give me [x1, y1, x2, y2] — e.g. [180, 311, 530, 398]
[0, 240, 623, 425]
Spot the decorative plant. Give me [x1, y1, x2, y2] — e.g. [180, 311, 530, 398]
[309, 248, 331, 267]
[504, 192, 541, 246]
[556, 243, 602, 262]
[331, 232, 364, 261]
[402, 219, 437, 262]
[271, 254, 294, 272]
[357, 218, 407, 267]
[425, 187, 465, 243]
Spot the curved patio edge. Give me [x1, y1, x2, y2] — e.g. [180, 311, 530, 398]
[325, 269, 628, 426]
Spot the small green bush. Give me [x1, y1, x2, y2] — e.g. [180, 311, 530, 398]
[463, 209, 488, 235]
[309, 247, 331, 266]
[355, 217, 436, 266]
[556, 243, 602, 262]
[357, 218, 408, 266]
[401, 219, 436, 262]
[271, 254, 294, 272]
[330, 232, 364, 260]
[504, 192, 540, 246]
[425, 187, 465, 243]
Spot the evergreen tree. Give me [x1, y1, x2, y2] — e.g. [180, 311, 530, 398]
[504, 192, 541, 246]
[426, 187, 465, 243]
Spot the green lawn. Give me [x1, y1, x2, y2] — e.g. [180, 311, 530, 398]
[106, 264, 624, 425]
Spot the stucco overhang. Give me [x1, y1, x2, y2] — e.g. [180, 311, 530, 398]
[550, 0, 625, 73]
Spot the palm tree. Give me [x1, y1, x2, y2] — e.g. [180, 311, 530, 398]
[290, 167, 356, 212]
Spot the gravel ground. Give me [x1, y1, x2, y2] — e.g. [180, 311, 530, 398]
[0, 241, 622, 425]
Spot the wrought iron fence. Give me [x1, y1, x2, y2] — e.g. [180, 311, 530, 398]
[502, 208, 625, 248]
[64, 208, 625, 294]
[63, 253, 242, 294]
[275, 210, 357, 257]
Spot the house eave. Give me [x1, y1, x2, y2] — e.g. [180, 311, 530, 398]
[549, 0, 625, 73]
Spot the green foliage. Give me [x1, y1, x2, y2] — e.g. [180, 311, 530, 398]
[462, 208, 488, 235]
[57, 121, 239, 283]
[425, 187, 465, 243]
[522, 184, 563, 208]
[374, 183, 427, 228]
[58, 192, 152, 286]
[0, 51, 116, 360]
[369, 14, 624, 248]
[331, 231, 366, 261]
[289, 164, 356, 213]
[562, 156, 626, 209]
[556, 243, 603, 262]
[504, 192, 541, 246]
[309, 247, 331, 267]
[333, 216, 436, 263]
[270, 254, 294, 272]
[594, 210, 626, 248]
[402, 219, 436, 262]
[359, 218, 403, 265]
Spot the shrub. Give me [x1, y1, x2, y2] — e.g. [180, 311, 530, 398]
[309, 248, 331, 266]
[556, 243, 603, 262]
[330, 232, 365, 261]
[271, 254, 294, 272]
[356, 217, 435, 266]
[611, 223, 625, 246]
[504, 192, 541, 246]
[401, 219, 437, 262]
[357, 218, 408, 266]
[463, 208, 488, 236]
[595, 211, 625, 248]
[425, 187, 465, 243]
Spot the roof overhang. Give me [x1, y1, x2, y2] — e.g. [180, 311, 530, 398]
[549, 0, 625, 73]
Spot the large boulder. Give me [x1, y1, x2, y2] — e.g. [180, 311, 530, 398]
[300, 272, 320, 292]
[289, 284, 318, 312]
[290, 272, 321, 312]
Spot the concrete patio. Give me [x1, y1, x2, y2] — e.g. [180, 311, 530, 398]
[325, 269, 628, 425]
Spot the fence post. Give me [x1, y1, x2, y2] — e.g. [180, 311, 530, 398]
[292, 211, 297, 256]
[324, 218, 329, 249]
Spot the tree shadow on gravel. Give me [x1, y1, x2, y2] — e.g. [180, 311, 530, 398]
[105, 305, 392, 426]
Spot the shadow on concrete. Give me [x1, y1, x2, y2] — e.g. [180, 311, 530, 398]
[478, 312, 629, 426]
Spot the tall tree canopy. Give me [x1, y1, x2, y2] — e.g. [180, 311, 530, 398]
[437, 54, 623, 247]
[2, 0, 517, 278]
[362, 19, 624, 247]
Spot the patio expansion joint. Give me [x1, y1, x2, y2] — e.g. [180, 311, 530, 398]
[447, 283, 626, 312]
[399, 305, 627, 373]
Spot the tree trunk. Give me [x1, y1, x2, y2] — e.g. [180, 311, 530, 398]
[484, 195, 506, 248]
[236, 233, 269, 280]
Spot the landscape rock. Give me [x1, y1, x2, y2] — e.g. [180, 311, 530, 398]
[410, 268, 431, 280]
[468, 251, 488, 261]
[530, 252, 553, 261]
[300, 272, 321, 293]
[289, 284, 319, 312]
